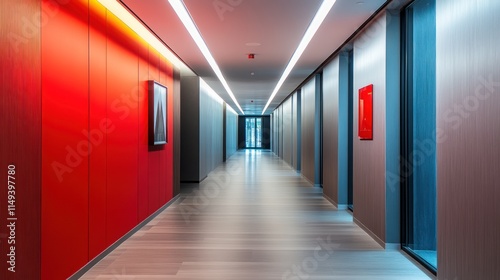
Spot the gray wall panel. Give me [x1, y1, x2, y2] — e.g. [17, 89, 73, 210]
[337, 54, 349, 207]
[180, 77, 224, 182]
[225, 106, 238, 159]
[292, 92, 298, 169]
[437, 0, 500, 278]
[199, 80, 224, 180]
[315, 75, 322, 185]
[280, 106, 284, 158]
[282, 98, 293, 166]
[353, 13, 387, 243]
[322, 56, 340, 203]
[295, 91, 302, 171]
[301, 77, 317, 184]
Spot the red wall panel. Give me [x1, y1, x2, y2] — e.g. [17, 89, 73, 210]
[159, 57, 168, 205]
[0, 0, 42, 279]
[148, 47, 161, 215]
[88, 1, 108, 259]
[162, 57, 175, 203]
[138, 41, 150, 222]
[41, 1, 90, 279]
[105, 13, 139, 243]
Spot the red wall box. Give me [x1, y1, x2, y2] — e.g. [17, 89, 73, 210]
[358, 84, 374, 140]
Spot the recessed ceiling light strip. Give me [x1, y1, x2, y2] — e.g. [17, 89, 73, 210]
[169, 0, 245, 115]
[261, 0, 337, 115]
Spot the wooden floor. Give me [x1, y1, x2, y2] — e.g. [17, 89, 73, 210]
[81, 150, 433, 279]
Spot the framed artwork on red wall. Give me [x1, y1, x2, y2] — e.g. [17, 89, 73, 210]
[358, 84, 373, 140]
[149, 80, 168, 145]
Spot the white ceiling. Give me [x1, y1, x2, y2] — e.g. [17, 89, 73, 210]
[121, 0, 389, 115]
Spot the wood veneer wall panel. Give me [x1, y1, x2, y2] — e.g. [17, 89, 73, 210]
[437, 0, 500, 278]
[301, 77, 317, 184]
[322, 56, 340, 203]
[352, 13, 387, 243]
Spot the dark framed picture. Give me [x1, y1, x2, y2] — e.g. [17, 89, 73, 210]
[149, 80, 167, 145]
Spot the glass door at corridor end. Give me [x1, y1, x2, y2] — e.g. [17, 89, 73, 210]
[245, 117, 262, 148]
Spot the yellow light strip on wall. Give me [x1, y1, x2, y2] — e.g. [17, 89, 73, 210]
[96, 0, 187, 71]
[169, 0, 245, 115]
[262, 0, 337, 115]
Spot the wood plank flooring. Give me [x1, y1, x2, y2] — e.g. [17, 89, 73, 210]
[80, 150, 432, 279]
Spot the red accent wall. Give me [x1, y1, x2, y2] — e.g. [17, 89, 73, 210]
[88, 0, 108, 259]
[39, 0, 175, 279]
[0, 0, 42, 279]
[41, 1, 90, 279]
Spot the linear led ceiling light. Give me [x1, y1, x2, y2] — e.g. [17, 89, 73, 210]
[169, 0, 245, 115]
[261, 0, 337, 115]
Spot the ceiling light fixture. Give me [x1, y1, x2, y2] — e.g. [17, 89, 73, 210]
[261, 0, 337, 115]
[169, 0, 245, 115]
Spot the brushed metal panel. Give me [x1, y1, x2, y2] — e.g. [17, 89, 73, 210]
[282, 98, 293, 166]
[322, 56, 340, 202]
[199, 80, 224, 180]
[295, 91, 302, 171]
[352, 13, 387, 242]
[292, 92, 298, 169]
[0, 0, 41, 278]
[437, 0, 500, 278]
[225, 107, 238, 159]
[278, 106, 284, 158]
[301, 77, 317, 184]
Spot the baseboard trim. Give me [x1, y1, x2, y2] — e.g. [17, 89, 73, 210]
[353, 217, 385, 249]
[67, 194, 181, 280]
[384, 243, 401, 250]
[323, 194, 348, 210]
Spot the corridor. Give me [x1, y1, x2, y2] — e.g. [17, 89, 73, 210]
[80, 150, 431, 279]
